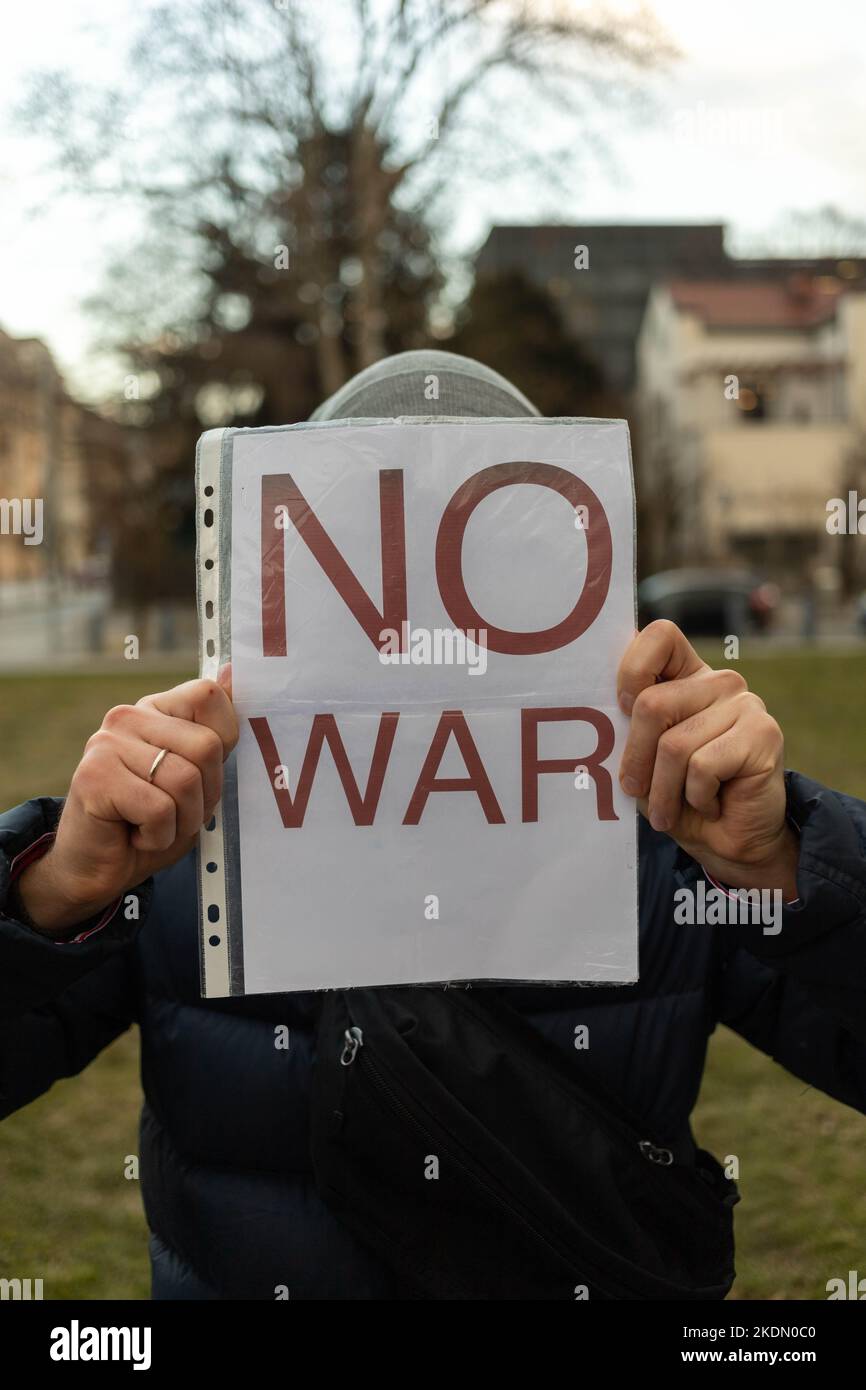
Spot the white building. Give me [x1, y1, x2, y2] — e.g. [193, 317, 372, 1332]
[636, 275, 866, 586]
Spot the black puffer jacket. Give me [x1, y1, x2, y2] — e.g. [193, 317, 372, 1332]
[1, 771, 865, 1299]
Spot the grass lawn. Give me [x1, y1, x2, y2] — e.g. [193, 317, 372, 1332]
[0, 652, 864, 1299]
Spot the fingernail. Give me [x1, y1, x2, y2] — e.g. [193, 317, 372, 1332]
[650, 811, 670, 833]
[621, 775, 640, 796]
[619, 692, 633, 715]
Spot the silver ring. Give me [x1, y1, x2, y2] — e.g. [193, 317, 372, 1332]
[147, 747, 169, 783]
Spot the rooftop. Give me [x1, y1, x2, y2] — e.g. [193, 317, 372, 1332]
[664, 277, 855, 329]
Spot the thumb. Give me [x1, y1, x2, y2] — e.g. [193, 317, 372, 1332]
[217, 662, 233, 701]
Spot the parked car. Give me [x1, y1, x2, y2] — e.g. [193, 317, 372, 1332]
[637, 569, 779, 637]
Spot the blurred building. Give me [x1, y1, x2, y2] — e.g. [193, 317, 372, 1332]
[636, 276, 866, 584]
[476, 224, 730, 394]
[0, 326, 123, 591]
[475, 222, 866, 397]
[475, 224, 866, 594]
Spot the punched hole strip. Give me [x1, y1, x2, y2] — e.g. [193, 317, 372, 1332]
[196, 428, 231, 997]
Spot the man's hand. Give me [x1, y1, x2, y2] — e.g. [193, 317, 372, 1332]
[617, 621, 798, 898]
[16, 672, 238, 937]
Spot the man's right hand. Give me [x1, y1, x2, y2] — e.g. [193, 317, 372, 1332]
[16, 673, 239, 938]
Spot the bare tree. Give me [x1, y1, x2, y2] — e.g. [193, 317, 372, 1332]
[18, 0, 672, 605]
[733, 204, 866, 260]
[20, 0, 672, 394]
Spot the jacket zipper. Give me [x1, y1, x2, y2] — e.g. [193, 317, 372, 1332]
[338, 1023, 649, 1300]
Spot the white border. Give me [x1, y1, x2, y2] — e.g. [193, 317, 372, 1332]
[197, 428, 231, 997]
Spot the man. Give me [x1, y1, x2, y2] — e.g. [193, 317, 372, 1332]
[1, 350, 865, 1299]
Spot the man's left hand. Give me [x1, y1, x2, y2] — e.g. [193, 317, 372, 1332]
[617, 620, 799, 898]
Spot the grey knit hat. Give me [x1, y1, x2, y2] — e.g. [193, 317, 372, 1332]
[309, 348, 540, 420]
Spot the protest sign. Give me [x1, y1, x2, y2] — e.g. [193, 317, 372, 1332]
[196, 417, 637, 996]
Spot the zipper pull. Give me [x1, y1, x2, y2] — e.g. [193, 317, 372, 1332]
[340, 1026, 364, 1066]
[639, 1139, 673, 1166]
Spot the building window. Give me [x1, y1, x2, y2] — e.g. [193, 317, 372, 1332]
[737, 382, 768, 422]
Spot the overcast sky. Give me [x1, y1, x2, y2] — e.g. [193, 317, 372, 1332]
[1, 0, 864, 396]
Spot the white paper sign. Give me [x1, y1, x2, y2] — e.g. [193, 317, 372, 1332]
[196, 417, 637, 997]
